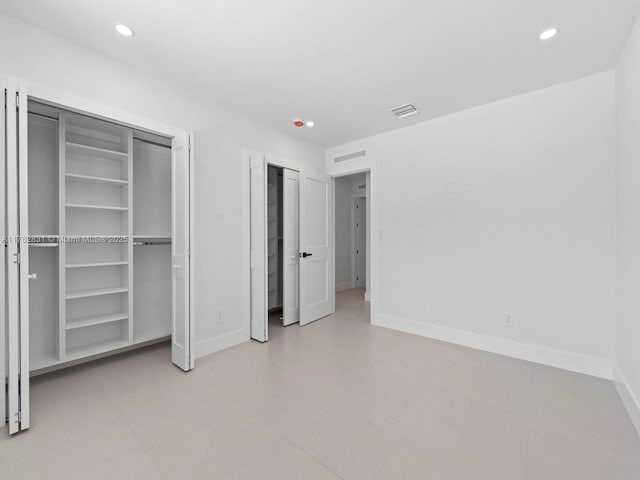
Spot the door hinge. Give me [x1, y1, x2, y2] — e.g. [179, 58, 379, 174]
[14, 252, 21, 264]
[15, 92, 19, 108]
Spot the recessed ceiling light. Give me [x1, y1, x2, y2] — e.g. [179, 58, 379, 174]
[539, 28, 558, 40]
[115, 23, 135, 37]
[306, 121, 315, 128]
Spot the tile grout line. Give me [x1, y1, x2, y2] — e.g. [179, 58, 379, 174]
[371, 426, 409, 479]
[215, 385, 347, 480]
[97, 372, 168, 480]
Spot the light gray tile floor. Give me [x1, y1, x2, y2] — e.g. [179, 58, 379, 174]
[1, 288, 639, 479]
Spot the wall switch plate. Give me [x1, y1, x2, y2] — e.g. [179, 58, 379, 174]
[504, 313, 514, 327]
[216, 310, 224, 324]
[445, 182, 454, 194]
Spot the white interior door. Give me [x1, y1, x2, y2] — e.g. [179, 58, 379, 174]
[6, 79, 29, 434]
[1, 77, 7, 430]
[282, 169, 299, 326]
[250, 155, 268, 341]
[355, 197, 366, 288]
[171, 132, 194, 371]
[299, 170, 334, 326]
[17, 84, 31, 430]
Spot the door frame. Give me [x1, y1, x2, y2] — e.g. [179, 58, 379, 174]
[329, 160, 377, 324]
[351, 193, 367, 290]
[244, 151, 327, 340]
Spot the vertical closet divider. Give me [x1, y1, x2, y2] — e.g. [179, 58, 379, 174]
[126, 131, 134, 344]
[58, 113, 67, 362]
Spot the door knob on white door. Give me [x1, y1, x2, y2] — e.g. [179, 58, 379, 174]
[28, 273, 37, 280]
[173, 264, 180, 269]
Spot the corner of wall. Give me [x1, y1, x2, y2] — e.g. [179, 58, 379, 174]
[613, 366, 640, 436]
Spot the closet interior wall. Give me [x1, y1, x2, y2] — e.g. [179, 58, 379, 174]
[27, 101, 172, 373]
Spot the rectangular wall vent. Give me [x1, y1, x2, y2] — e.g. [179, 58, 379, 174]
[390, 103, 419, 119]
[334, 150, 366, 163]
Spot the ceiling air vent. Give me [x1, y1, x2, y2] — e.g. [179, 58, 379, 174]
[390, 103, 419, 119]
[334, 150, 366, 163]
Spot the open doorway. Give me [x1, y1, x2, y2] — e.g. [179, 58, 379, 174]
[334, 172, 370, 318]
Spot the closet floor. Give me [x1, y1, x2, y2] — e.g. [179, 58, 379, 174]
[1, 288, 639, 480]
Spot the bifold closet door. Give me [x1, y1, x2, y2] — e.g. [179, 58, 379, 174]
[249, 155, 268, 342]
[5, 80, 31, 434]
[282, 169, 299, 326]
[171, 132, 194, 371]
[299, 170, 334, 326]
[1, 77, 7, 429]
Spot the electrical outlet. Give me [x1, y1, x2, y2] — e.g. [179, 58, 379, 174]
[504, 313, 514, 327]
[216, 310, 224, 324]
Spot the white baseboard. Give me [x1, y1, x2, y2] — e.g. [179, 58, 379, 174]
[336, 281, 353, 293]
[374, 313, 613, 379]
[195, 327, 248, 359]
[364, 291, 371, 302]
[613, 366, 640, 437]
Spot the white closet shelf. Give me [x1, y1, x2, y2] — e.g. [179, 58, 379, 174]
[66, 338, 129, 362]
[29, 234, 59, 239]
[66, 286, 129, 300]
[66, 203, 129, 212]
[66, 141, 128, 160]
[66, 313, 128, 330]
[66, 261, 128, 269]
[65, 173, 128, 186]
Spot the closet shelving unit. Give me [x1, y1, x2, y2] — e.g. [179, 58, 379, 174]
[61, 112, 133, 363]
[28, 103, 173, 372]
[267, 171, 279, 309]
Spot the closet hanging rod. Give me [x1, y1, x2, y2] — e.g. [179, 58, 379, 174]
[133, 138, 171, 149]
[133, 241, 172, 246]
[28, 111, 59, 122]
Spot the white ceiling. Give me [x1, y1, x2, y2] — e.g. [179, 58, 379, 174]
[1, 0, 638, 147]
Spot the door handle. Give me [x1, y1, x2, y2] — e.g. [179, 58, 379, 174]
[173, 264, 180, 269]
[301, 252, 313, 258]
[28, 273, 37, 280]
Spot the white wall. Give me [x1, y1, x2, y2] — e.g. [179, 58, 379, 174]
[335, 173, 366, 292]
[0, 13, 325, 359]
[615, 13, 640, 431]
[327, 72, 617, 378]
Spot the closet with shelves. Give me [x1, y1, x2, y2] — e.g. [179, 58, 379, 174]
[4, 79, 192, 434]
[267, 165, 283, 311]
[27, 101, 172, 372]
